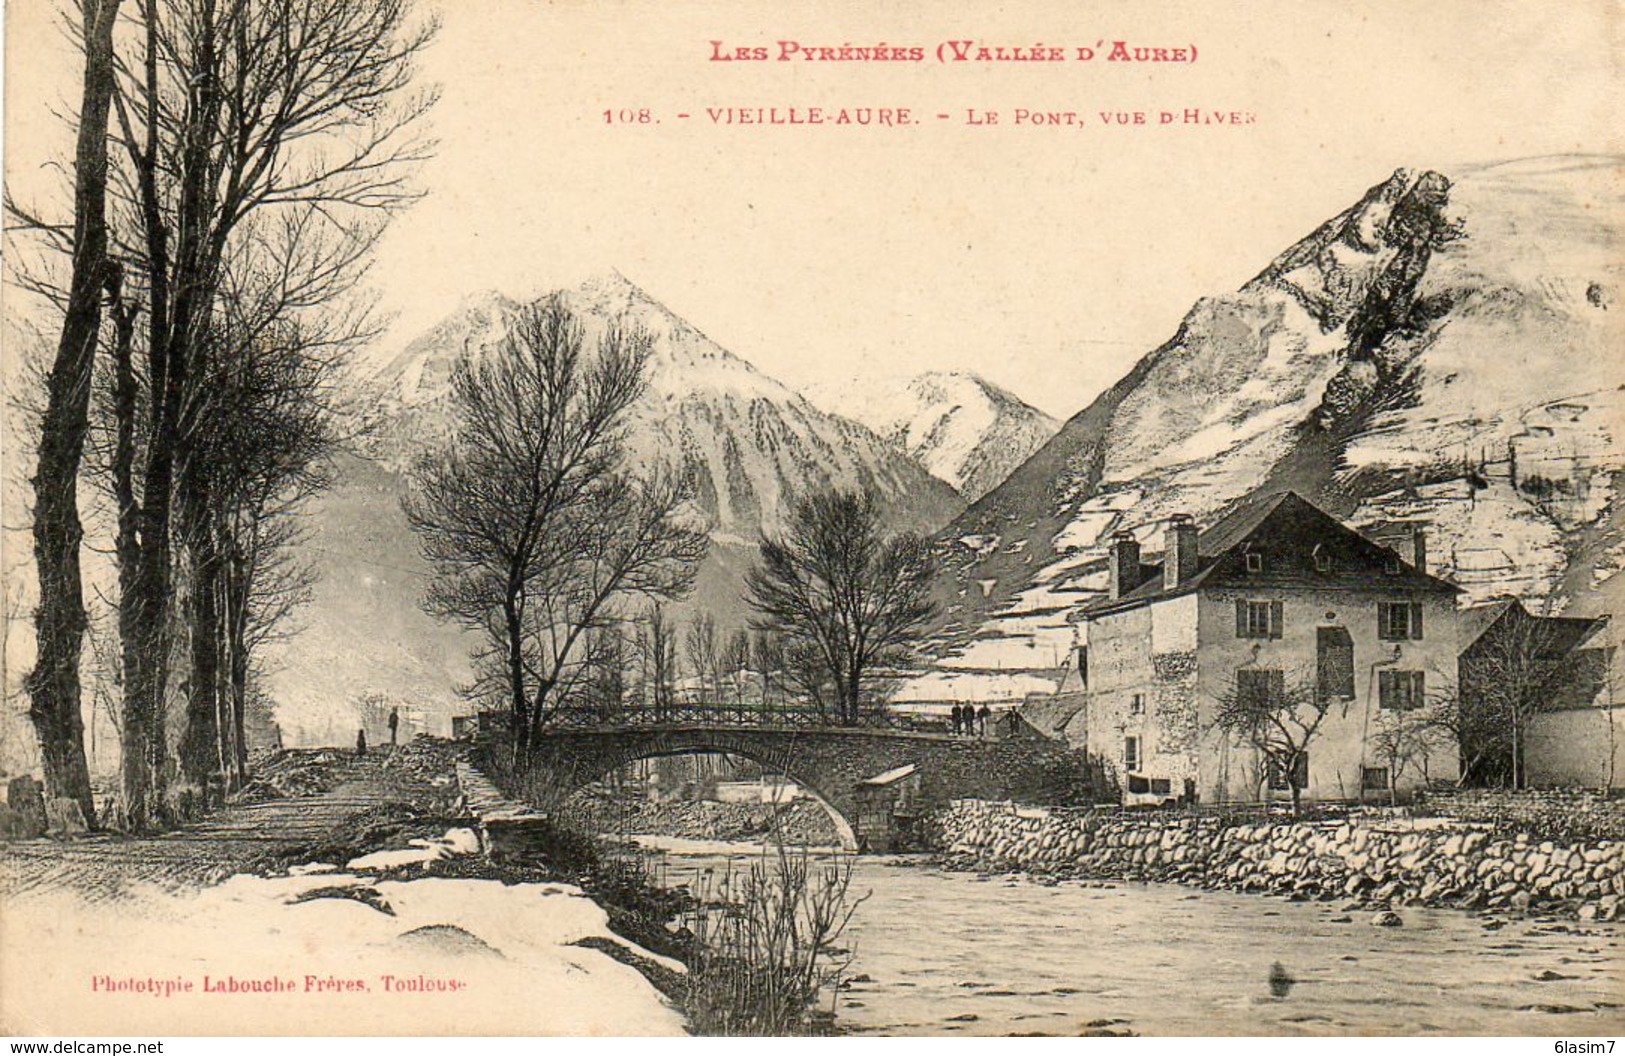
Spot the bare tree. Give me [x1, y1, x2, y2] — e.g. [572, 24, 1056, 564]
[1212, 666, 1331, 815]
[404, 298, 707, 756]
[1457, 606, 1598, 788]
[745, 488, 938, 726]
[583, 624, 627, 723]
[1, 0, 438, 829]
[751, 631, 784, 713]
[13, 0, 126, 828]
[1367, 699, 1452, 805]
[169, 313, 342, 792]
[722, 628, 752, 713]
[686, 614, 718, 705]
[638, 604, 680, 721]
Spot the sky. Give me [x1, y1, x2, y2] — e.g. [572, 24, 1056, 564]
[4, 0, 1622, 418]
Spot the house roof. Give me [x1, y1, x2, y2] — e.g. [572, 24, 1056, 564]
[1084, 490, 1461, 619]
[1458, 596, 1611, 656]
[1456, 597, 1521, 648]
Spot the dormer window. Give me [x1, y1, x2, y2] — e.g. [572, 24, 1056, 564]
[1385, 552, 1402, 575]
[1245, 551, 1264, 573]
[1312, 544, 1331, 573]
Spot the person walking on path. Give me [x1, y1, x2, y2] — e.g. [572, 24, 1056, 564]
[388, 708, 400, 746]
[356, 728, 368, 758]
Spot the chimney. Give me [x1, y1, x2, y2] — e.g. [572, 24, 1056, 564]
[1108, 530, 1142, 599]
[1411, 523, 1427, 574]
[1164, 513, 1199, 590]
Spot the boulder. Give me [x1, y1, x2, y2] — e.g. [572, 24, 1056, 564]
[44, 796, 88, 836]
[1371, 910, 1404, 927]
[7, 776, 47, 837]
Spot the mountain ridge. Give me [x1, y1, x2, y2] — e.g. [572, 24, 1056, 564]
[803, 370, 1058, 501]
[906, 157, 1625, 703]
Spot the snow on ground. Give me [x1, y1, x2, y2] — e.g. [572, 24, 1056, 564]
[936, 634, 1071, 671]
[1, 832, 686, 1036]
[890, 669, 1059, 703]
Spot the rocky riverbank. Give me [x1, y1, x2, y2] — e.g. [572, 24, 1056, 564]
[557, 790, 843, 847]
[932, 799, 1625, 921]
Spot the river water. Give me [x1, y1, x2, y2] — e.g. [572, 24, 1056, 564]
[634, 840, 1624, 1037]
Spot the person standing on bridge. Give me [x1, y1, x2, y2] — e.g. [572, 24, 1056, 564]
[950, 704, 963, 736]
[978, 704, 992, 738]
[356, 728, 367, 758]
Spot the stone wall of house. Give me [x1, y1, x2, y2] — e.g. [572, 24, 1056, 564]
[931, 798, 1625, 920]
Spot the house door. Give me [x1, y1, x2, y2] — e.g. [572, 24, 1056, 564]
[1317, 626, 1355, 702]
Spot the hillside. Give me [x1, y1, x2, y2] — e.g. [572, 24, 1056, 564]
[909, 156, 1625, 703]
[804, 371, 1058, 501]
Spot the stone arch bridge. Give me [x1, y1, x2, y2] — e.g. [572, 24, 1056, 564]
[492, 724, 1090, 851]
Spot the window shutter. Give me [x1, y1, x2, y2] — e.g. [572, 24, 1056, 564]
[1269, 601, 1284, 639]
[1378, 670, 1394, 708]
[1410, 602, 1424, 640]
[1268, 669, 1285, 705]
[1412, 671, 1426, 706]
[1236, 599, 1248, 638]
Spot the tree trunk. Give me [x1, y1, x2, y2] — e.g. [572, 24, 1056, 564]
[218, 540, 251, 787]
[25, 0, 126, 830]
[120, 0, 231, 830]
[504, 593, 528, 756]
[178, 509, 224, 792]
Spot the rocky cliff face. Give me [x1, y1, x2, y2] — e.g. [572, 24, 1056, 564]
[913, 158, 1625, 702]
[804, 370, 1058, 501]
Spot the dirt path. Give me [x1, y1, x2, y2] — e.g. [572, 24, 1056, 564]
[0, 751, 453, 904]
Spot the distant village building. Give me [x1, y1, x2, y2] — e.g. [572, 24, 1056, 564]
[1457, 597, 1618, 788]
[1071, 491, 1462, 805]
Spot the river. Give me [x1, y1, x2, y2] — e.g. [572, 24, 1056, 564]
[632, 839, 1624, 1037]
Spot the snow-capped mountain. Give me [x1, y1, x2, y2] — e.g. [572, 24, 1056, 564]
[907, 156, 1625, 703]
[266, 275, 964, 734]
[803, 371, 1058, 501]
[370, 274, 962, 538]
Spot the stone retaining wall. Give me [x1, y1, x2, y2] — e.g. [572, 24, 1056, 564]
[933, 799, 1625, 920]
[454, 761, 556, 861]
[1414, 787, 1625, 841]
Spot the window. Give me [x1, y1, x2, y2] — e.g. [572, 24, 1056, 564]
[1237, 668, 1285, 709]
[1130, 693, 1146, 716]
[1362, 766, 1390, 792]
[1378, 601, 1424, 641]
[1267, 753, 1309, 792]
[1235, 599, 1283, 639]
[1245, 551, 1265, 573]
[1379, 670, 1426, 710]
[1386, 552, 1403, 574]
[1312, 544, 1331, 572]
[1124, 736, 1140, 773]
[1127, 774, 1150, 794]
[1076, 646, 1088, 689]
[1149, 778, 1173, 795]
[1316, 626, 1355, 701]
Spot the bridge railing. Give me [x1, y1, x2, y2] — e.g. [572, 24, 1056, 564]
[533, 701, 943, 732]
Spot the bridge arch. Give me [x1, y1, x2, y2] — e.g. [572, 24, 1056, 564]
[559, 740, 861, 851]
[506, 723, 1088, 854]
